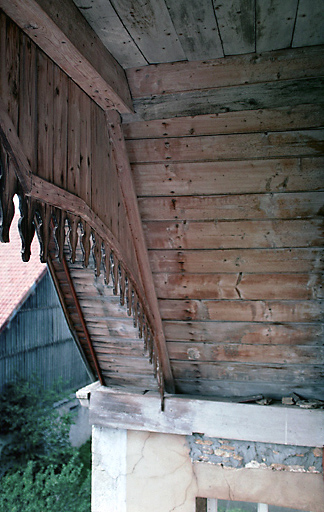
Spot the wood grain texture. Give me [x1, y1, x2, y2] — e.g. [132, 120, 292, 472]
[144, 219, 323, 250]
[138, 191, 324, 221]
[109, 0, 185, 63]
[164, 321, 323, 345]
[132, 157, 324, 196]
[293, 0, 324, 47]
[149, 248, 324, 274]
[167, 341, 324, 364]
[123, 104, 324, 139]
[0, 0, 132, 112]
[127, 129, 324, 163]
[153, 273, 322, 300]
[73, 0, 147, 68]
[126, 45, 324, 98]
[131, 78, 324, 120]
[256, 0, 298, 53]
[164, 0, 223, 60]
[213, 0, 255, 55]
[158, 299, 324, 323]
[87, 385, 324, 445]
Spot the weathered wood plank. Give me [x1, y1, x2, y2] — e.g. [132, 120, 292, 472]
[164, 321, 323, 345]
[19, 34, 37, 172]
[53, 66, 68, 190]
[175, 379, 324, 401]
[123, 104, 324, 139]
[126, 46, 324, 98]
[139, 191, 324, 221]
[158, 299, 324, 323]
[0, 14, 20, 131]
[106, 110, 175, 394]
[110, 0, 185, 63]
[73, 0, 147, 68]
[0, 0, 132, 112]
[293, 0, 324, 47]
[37, 50, 54, 182]
[164, 0, 223, 60]
[127, 128, 324, 163]
[144, 219, 323, 250]
[171, 361, 323, 383]
[153, 273, 322, 300]
[149, 248, 324, 274]
[256, 0, 298, 53]
[85, 384, 324, 445]
[168, 341, 324, 365]
[213, 0, 255, 55]
[132, 157, 324, 197]
[132, 78, 324, 120]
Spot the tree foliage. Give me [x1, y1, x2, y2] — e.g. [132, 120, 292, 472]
[0, 380, 91, 511]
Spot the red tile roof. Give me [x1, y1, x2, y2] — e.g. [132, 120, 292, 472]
[0, 205, 46, 331]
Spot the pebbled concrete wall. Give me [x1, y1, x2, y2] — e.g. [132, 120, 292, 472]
[188, 434, 323, 473]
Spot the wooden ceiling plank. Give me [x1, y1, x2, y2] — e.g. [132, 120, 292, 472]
[144, 219, 323, 250]
[132, 157, 324, 197]
[126, 128, 324, 163]
[158, 299, 324, 323]
[153, 273, 322, 301]
[138, 191, 324, 221]
[212, 0, 255, 55]
[149, 248, 324, 274]
[256, 0, 298, 53]
[175, 379, 324, 401]
[293, 0, 324, 47]
[109, 0, 185, 64]
[171, 361, 323, 383]
[126, 45, 324, 98]
[0, 0, 133, 112]
[168, 341, 323, 365]
[164, 321, 323, 346]
[131, 77, 324, 120]
[123, 104, 324, 139]
[164, 0, 223, 60]
[73, 0, 147, 68]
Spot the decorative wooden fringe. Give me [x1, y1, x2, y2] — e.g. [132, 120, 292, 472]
[0, 160, 162, 392]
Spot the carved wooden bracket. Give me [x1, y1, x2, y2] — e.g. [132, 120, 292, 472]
[0, 100, 165, 397]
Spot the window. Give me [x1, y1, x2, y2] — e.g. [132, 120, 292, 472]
[196, 499, 311, 512]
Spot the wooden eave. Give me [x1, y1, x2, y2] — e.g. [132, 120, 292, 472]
[1, 2, 324, 406]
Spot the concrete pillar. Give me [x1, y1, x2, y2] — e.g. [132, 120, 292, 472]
[92, 425, 127, 512]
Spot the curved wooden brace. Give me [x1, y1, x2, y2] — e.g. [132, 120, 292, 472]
[0, 99, 165, 396]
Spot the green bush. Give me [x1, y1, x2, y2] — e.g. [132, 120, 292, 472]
[0, 458, 90, 512]
[0, 380, 91, 511]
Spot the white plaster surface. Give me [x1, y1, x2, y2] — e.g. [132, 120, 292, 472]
[126, 431, 324, 512]
[127, 430, 197, 512]
[92, 426, 127, 512]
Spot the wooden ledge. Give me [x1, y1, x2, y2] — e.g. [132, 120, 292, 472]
[78, 383, 324, 447]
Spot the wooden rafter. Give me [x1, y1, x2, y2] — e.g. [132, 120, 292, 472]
[106, 110, 175, 394]
[0, 0, 133, 113]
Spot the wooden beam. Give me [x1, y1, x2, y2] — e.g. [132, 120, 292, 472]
[77, 382, 324, 447]
[0, 0, 133, 113]
[106, 110, 175, 394]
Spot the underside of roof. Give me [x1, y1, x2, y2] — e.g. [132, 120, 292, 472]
[0, 0, 323, 405]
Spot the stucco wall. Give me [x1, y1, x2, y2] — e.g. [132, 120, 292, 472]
[92, 426, 324, 512]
